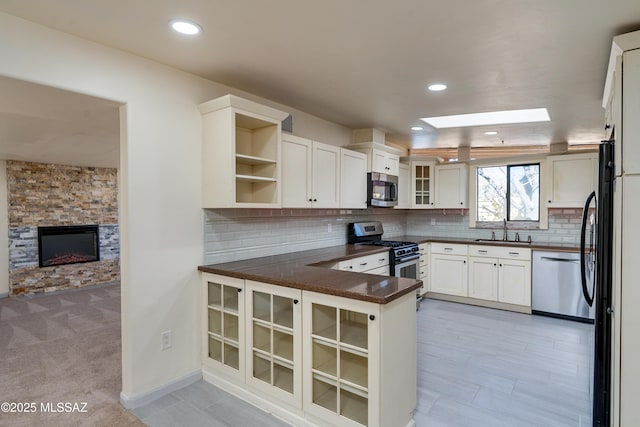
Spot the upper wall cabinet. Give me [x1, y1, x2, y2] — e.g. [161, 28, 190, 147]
[434, 163, 468, 208]
[372, 150, 400, 175]
[347, 142, 402, 176]
[199, 95, 289, 208]
[410, 159, 436, 209]
[395, 162, 411, 209]
[340, 148, 367, 209]
[547, 152, 597, 208]
[281, 134, 341, 208]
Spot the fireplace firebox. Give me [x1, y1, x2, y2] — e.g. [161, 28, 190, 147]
[38, 225, 100, 267]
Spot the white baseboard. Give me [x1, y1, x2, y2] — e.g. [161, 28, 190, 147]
[202, 371, 308, 427]
[119, 369, 202, 409]
[0, 292, 8, 298]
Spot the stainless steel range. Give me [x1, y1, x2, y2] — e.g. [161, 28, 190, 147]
[348, 221, 422, 307]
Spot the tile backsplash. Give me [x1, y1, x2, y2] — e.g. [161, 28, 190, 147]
[406, 208, 584, 245]
[204, 208, 406, 264]
[203, 208, 583, 264]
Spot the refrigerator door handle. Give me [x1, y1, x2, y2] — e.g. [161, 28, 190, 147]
[580, 190, 596, 307]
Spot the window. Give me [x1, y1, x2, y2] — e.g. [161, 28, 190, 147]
[476, 163, 540, 222]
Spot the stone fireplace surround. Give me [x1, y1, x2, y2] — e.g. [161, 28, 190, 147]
[6, 161, 120, 296]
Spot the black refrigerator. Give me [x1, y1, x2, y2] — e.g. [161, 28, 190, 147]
[580, 140, 614, 426]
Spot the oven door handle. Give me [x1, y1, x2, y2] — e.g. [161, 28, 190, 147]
[395, 254, 420, 263]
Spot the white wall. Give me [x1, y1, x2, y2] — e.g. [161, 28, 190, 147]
[0, 12, 352, 401]
[0, 160, 8, 296]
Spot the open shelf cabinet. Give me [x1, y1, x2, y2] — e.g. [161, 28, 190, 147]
[199, 94, 289, 208]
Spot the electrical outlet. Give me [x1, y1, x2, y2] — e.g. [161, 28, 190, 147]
[161, 330, 172, 350]
[327, 223, 332, 233]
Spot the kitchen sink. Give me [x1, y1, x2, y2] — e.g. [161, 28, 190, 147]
[474, 238, 532, 245]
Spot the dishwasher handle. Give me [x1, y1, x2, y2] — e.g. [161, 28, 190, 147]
[540, 256, 580, 263]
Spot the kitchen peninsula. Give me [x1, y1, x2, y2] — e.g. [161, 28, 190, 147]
[198, 245, 421, 427]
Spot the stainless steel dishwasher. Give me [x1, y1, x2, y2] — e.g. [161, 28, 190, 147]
[532, 250, 594, 322]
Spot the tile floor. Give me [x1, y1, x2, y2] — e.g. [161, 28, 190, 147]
[133, 298, 594, 427]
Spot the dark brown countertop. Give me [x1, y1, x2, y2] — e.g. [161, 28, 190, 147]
[198, 245, 422, 304]
[398, 235, 580, 253]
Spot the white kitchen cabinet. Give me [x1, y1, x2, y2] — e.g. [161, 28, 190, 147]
[302, 291, 416, 427]
[498, 258, 531, 306]
[467, 245, 531, 306]
[340, 148, 367, 209]
[245, 281, 302, 409]
[418, 243, 428, 294]
[547, 152, 598, 207]
[395, 162, 410, 209]
[429, 243, 468, 296]
[372, 150, 399, 176]
[468, 256, 499, 301]
[201, 270, 416, 426]
[622, 48, 640, 175]
[434, 163, 468, 208]
[282, 134, 340, 208]
[411, 160, 435, 208]
[202, 273, 245, 380]
[347, 143, 402, 176]
[336, 252, 389, 275]
[199, 94, 289, 208]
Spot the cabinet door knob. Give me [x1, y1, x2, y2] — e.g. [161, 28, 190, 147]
[293, 299, 299, 304]
[494, 263, 497, 266]
[500, 264, 503, 267]
[369, 314, 375, 321]
[548, 200, 552, 203]
[463, 260, 466, 264]
[313, 198, 317, 202]
[237, 288, 242, 293]
[460, 202, 463, 205]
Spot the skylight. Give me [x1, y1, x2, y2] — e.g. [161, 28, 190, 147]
[421, 108, 550, 129]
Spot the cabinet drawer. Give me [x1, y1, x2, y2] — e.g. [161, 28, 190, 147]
[468, 245, 501, 258]
[419, 255, 427, 267]
[353, 252, 390, 272]
[468, 245, 531, 260]
[364, 265, 391, 276]
[493, 247, 531, 260]
[430, 243, 468, 256]
[337, 259, 354, 271]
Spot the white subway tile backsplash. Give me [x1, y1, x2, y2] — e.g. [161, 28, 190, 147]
[203, 207, 583, 264]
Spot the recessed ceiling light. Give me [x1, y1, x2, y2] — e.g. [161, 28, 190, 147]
[411, 126, 424, 131]
[169, 19, 202, 35]
[427, 83, 447, 92]
[421, 108, 550, 129]
[484, 131, 498, 135]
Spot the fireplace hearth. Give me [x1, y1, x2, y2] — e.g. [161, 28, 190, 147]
[38, 225, 100, 267]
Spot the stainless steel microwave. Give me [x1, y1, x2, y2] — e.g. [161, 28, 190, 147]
[367, 172, 398, 207]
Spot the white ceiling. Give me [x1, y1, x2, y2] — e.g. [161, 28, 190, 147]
[1, 0, 639, 165]
[0, 76, 121, 168]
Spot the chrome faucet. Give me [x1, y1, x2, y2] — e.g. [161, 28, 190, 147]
[502, 218, 508, 241]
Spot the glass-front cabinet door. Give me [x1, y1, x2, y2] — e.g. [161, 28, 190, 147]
[303, 292, 380, 427]
[202, 273, 245, 379]
[411, 160, 435, 208]
[245, 280, 302, 409]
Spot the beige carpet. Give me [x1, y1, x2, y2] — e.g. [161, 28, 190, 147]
[0, 284, 144, 427]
